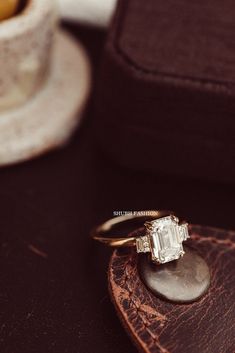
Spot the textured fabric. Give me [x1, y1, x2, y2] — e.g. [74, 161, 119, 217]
[96, 0, 235, 182]
[118, 0, 235, 83]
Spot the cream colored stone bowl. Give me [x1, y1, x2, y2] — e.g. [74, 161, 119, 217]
[0, 0, 91, 165]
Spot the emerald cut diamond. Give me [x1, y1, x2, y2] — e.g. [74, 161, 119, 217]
[144, 215, 189, 264]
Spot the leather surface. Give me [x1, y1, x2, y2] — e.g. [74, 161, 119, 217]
[109, 225, 235, 353]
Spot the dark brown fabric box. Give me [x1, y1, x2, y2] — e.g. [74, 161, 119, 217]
[95, 0, 235, 182]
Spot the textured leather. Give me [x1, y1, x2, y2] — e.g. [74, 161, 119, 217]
[109, 225, 235, 353]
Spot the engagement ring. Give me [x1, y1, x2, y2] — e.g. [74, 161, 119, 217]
[92, 211, 190, 264]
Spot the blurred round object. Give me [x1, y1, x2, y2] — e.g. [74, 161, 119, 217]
[0, 0, 91, 165]
[0, 30, 91, 166]
[0, 0, 19, 21]
[0, 0, 57, 112]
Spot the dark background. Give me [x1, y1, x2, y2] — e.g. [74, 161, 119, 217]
[0, 23, 234, 353]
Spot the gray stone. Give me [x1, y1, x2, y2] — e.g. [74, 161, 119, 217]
[139, 246, 210, 303]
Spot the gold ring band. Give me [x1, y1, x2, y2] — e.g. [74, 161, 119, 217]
[91, 210, 173, 247]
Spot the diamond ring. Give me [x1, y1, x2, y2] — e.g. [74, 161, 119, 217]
[92, 211, 190, 264]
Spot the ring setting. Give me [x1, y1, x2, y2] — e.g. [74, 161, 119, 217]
[136, 215, 189, 264]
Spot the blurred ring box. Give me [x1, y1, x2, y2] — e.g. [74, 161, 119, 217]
[95, 0, 235, 183]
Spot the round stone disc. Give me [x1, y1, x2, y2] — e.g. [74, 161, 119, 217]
[139, 246, 210, 303]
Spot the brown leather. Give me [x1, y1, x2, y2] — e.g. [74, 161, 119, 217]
[108, 225, 235, 353]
